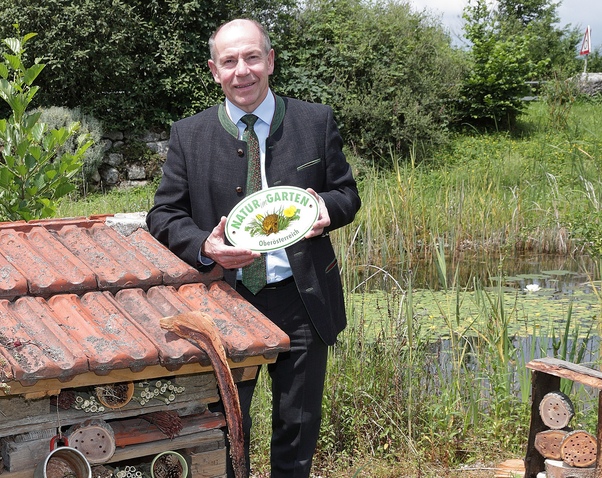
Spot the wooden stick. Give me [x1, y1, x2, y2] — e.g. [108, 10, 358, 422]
[160, 311, 245, 478]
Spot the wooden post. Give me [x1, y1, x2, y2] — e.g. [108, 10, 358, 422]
[524, 370, 561, 478]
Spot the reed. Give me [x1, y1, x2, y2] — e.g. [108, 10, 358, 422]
[341, 101, 602, 274]
[295, 258, 599, 476]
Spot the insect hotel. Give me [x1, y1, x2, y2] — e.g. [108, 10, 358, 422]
[0, 214, 290, 478]
[524, 358, 602, 478]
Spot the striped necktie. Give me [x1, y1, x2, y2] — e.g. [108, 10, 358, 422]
[240, 114, 267, 294]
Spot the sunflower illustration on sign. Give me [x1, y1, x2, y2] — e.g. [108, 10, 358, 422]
[245, 205, 301, 237]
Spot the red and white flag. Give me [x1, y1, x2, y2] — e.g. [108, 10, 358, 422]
[580, 25, 591, 56]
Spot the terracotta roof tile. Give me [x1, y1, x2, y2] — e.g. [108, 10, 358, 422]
[0, 216, 290, 390]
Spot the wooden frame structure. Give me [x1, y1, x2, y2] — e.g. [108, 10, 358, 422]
[525, 357, 602, 478]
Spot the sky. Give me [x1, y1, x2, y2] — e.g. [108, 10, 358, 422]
[407, 0, 601, 51]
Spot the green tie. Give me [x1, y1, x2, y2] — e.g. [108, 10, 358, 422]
[241, 114, 267, 294]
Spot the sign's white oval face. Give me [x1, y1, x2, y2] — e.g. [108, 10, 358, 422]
[225, 186, 319, 252]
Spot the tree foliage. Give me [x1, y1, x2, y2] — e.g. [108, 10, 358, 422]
[496, 0, 581, 77]
[0, 31, 91, 221]
[0, 0, 587, 167]
[459, 0, 550, 127]
[277, 0, 466, 166]
[0, 0, 296, 131]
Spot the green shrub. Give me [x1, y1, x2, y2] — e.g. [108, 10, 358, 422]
[0, 0, 297, 132]
[37, 106, 104, 184]
[278, 0, 466, 167]
[0, 30, 91, 221]
[459, 0, 545, 128]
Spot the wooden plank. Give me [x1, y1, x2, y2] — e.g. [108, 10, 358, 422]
[1, 435, 49, 472]
[0, 396, 50, 420]
[111, 412, 225, 447]
[189, 448, 226, 478]
[107, 428, 224, 464]
[0, 359, 267, 397]
[0, 466, 31, 478]
[526, 358, 602, 390]
[0, 398, 211, 440]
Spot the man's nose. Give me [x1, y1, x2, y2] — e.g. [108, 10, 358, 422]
[235, 58, 250, 75]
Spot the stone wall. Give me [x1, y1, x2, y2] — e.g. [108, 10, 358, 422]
[92, 130, 169, 190]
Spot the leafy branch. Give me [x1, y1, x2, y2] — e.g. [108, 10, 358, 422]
[0, 28, 91, 221]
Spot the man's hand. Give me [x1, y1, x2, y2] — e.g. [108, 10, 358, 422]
[305, 188, 331, 239]
[202, 216, 261, 269]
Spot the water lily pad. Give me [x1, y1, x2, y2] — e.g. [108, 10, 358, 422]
[541, 270, 579, 276]
[515, 273, 550, 280]
[348, 282, 600, 341]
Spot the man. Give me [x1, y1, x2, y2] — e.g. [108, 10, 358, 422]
[146, 18, 360, 478]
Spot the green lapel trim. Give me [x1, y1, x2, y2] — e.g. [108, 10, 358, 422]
[218, 103, 239, 138]
[218, 94, 285, 139]
[270, 95, 285, 135]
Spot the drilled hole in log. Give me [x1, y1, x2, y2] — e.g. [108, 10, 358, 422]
[539, 391, 574, 429]
[560, 429, 597, 468]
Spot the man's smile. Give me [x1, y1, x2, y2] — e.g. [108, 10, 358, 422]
[235, 81, 256, 89]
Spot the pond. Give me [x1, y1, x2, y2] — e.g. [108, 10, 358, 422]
[348, 252, 602, 342]
[345, 252, 602, 435]
[392, 252, 597, 291]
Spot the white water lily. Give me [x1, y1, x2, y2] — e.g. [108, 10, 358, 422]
[525, 284, 541, 292]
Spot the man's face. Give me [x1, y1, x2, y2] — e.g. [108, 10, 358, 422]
[208, 21, 274, 113]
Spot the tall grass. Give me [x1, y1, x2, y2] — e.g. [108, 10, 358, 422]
[304, 261, 598, 477]
[342, 100, 602, 278]
[245, 254, 599, 476]
[56, 183, 157, 218]
[296, 100, 602, 476]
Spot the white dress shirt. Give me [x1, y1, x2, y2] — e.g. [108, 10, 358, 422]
[200, 91, 293, 283]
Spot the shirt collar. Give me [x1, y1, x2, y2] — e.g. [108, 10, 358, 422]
[226, 90, 276, 128]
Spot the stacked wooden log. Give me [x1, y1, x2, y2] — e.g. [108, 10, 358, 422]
[534, 391, 597, 477]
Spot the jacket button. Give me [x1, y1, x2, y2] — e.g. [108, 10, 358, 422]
[236, 186, 243, 193]
[237, 148, 244, 157]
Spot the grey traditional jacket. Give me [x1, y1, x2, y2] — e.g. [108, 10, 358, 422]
[147, 95, 361, 345]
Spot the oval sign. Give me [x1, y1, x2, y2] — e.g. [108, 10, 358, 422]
[225, 186, 319, 252]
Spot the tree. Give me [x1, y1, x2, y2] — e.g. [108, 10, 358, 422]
[496, 0, 581, 77]
[459, 0, 547, 128]
[277, 0, 467, 167]
[0, 30, 91, 220]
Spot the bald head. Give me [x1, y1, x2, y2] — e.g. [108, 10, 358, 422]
[209, 19, 272, 62]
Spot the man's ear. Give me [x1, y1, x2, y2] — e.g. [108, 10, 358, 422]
[208, 60, 221, 83]
[267, 49, 275, 75]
